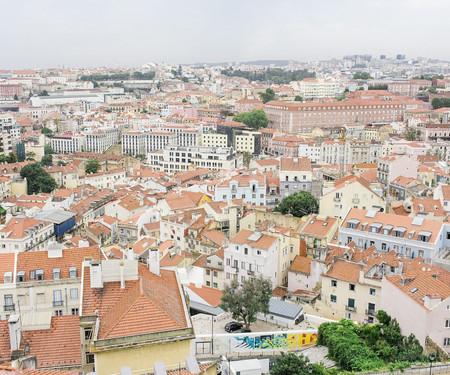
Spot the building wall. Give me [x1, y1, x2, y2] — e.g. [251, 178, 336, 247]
[94, 338, 191, 375]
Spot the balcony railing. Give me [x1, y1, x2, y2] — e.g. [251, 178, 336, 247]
[366, 309, 376, 316]
[345, 305, 356, 312]
[353, 198, 360, 203]
[334, 196, 341, 202]
[53, 300, 64, 307]
[4, 304, 15, 312]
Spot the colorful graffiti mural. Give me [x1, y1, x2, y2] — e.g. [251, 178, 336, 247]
[193, 330, 318, 355]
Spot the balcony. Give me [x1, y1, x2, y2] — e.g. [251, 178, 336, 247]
[247, 270, 255, 276]
[4, 304, 15, 312]
[366, 309, 377, 316]
[345, 305, 356, 312]
[334, 196, 341, 202]
[53, 300, 63, 307]
[352, 198, 360, 203]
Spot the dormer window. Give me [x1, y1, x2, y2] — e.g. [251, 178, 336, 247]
[3, 271, 12, 284]
[53, 268, 61, 280]
[369, 223, 382, 233]
[418, 231, 432, 243]
[30, 270, 36, 280]
[346, 219, 360, 229]
[69, 266, 77, 278]
[36, 269, 44, 281]
[17, 271, 25, 283]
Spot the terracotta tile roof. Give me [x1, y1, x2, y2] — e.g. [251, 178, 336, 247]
[392, 204, 410, 216]
[441, 185, 450, 201]
[298, 215, 337, 238]
[290, 256, 311, 275]
[165, 195, 198, 211]
[280, 157, 312, 172]
[323, 260, 361, 283]
[22, 315, 81, 368]
[132, 237, 157, 256]
[202, 230, 225, 247]
[0, 321, 10, 361]
[391, 176, 416, 187]
[386, 270, 450, 310]
[218, 173, 265, 188]
[0, 218, 52, 240]
[272, 287, 288, 297]
[255, 158, 279, 167]
[230, 230, 277, 250]
[342, 208, 444, 243]
[0, 253, 15, 285]
[17, 246, 103, 282]
[412, 199, 445, 217]
[185, 284, 222, 307]
[82, 264, 188, 340]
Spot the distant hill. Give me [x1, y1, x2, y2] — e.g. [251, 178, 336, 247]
[190, 60, 303, 66]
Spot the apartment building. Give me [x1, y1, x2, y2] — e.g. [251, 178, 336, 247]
[201, 133, 228, 148]
[0, 243, 103, 320]
[214, 172, 266, 206]
[377, 154, 419, 185]
[146, 130, 177, 152]
[80, 258, 195, 375]
[388, 79, 431, 97]
[293, 78, 339, 99]
[0, 216, 54, 253]
[280, 157, 313, 198]
[85, 127, 120, 153]
[319, 176, 385, 219]
[149, 145, 243, 174]
[51, 132, 86, 154]
[122, 130, 146, 156]
[0, 132, 12, 156]
[339, 208, 447, 263]
[264, 100, 405, 133]
[191, 249, 225, 290]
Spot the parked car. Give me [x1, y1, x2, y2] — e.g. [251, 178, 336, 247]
[224, 322, 243, 332]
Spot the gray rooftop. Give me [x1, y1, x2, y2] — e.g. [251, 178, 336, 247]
[268, 298, 303, 320]
[34, 209, 75, 224]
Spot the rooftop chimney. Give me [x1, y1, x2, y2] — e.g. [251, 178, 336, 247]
[8, 315, 21, 351]
[119, 262, 125, 289]
[148, 249, 160, 276]
[90, 262, 103, 288]
[47, 240, 63, 258]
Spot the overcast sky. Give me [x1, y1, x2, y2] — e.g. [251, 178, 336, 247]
[2, 0, 449, 69]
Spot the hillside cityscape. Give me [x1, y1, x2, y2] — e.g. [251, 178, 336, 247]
[1, 35, 450, 375]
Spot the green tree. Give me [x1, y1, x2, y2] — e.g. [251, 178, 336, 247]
[233, 109, 269, 130]
[13, 94, 19, 100]
[57, 160, 67, 166]
[294, 95, 303, 102]
[40, 154, 53, 167]
[431, 97, 450, 109]
[219, 275, 272, 330]
[7, 153, 17, 163]
[274, 191, 319, 217]
[243, 151, 253, 168]
[41, 127, 53, 138]
[403, 126, 421, 141]
[85, 159, 100, 174]
[25, 151, 36, 161]
[20, 163, 57, 194]
[44, 145, 56, 155]
[353, 72, 373, 80]
[39, 90, 49, 96]
[259, 88, 276, 103]
[271, 353, 312, 375]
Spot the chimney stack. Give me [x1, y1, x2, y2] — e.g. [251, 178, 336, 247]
[8, 315, 21, 351]
[148, 249, 160, 276]
[90, 262, 103, 288]
[119, 262, 125, 289]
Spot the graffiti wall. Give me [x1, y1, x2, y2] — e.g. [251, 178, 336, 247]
[193, 330, 317, 355]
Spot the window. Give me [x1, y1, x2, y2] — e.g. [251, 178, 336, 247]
[29, 270, 36, 280]
[213, 282, 218, 288]
[226, 272, 230, 279]
[241, 276, 245, 283]
[71, 308, 79, 315]
[17, 271, 25, 283]
[4, 295, 14, 311]
[206, 270, 210, 276]
[53, 268, 60, 280]
[444, 338, 450, 346]
[53, 290, 63, 306]
[70, 288, 78, 300]
[241, 262, 246, 270]
[213, 271, 218, 277]
[226, 258, 231, 266]
[69, 266, 77, 278]
[349, 284, 355, 291]
[370, 288, 376, 296]
[331, 280, 337, 287]
[330, 294, 337, 303]
[244, 248, 248, 255]
[84, 327, 93, 340]
[54, 310, 63, 316]
[348, 298, 355, 310]
[446, 319, 450, 328]
[206, 281, 210, 286]
[86, 353, 95, 364]
[381, 243, 387, 251]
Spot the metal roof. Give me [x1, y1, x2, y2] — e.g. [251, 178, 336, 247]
[268, 298, 303, 320]
[34, 209, 75, 224]
[189, 300, 225, 316]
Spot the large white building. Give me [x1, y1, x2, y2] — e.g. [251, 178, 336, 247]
[214, 172, 266, 206]
[85, 127, 120, 153]
[291, 78, 340, 99]
[51, 132, 86, 154]
[148, 145, 243, 174]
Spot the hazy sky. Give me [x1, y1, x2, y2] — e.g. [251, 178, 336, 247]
[2, 0, 449, 69]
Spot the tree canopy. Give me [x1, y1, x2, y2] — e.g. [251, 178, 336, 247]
[274, 191, 319, 217]
[243, 151, 253, 168]
[271, 353, 319, 375]
[403, 126, 421, 141]
[221, 68, 315, 84]
[353, 72, 373, 80]
[431, 97, 450, 109]
[85, 159, 100, 174]
[20, 163, 57, 194]
[233, 109, 269, 130]
[0, 153, 17, 164]
[294, 95, 303, 102]
[41, 127, 53, 138]
[220, 275, 272, 329]
[259, 88, 276, 103]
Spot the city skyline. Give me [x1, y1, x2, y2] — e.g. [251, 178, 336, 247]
[2, 0, 450, 69]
